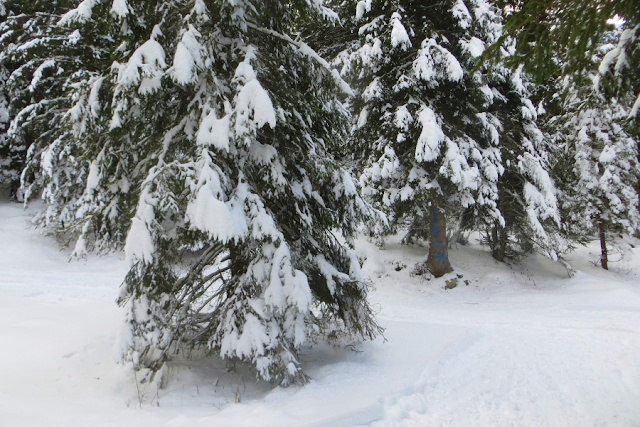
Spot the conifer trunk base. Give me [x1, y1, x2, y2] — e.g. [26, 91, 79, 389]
[491, 226, 507, 262]
[427, 206, 453, 277]
[599, 222, 608, 270]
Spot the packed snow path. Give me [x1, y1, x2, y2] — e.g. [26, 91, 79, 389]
[1, 201, 639, 426]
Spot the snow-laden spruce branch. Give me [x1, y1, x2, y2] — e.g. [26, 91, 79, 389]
[244, 22, 353, 96]
[7, 98, 67, 136]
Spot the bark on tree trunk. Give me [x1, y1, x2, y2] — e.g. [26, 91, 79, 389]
[491, 227, 499, 260]
[427, 205, 453, 277]
[499, 227, 507, 260]
[599, 221, 608, 270]
[491, 225, 507, 262]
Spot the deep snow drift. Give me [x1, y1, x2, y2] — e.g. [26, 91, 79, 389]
[1, 200, 639, 426]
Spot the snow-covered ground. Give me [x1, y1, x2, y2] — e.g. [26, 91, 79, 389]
[1, 200, 639, 426]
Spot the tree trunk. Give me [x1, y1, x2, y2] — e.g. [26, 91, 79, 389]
[599, 221, 608, 270]
[427, 205, 453, 277]
[491, 227, 499, 259]
[491, 225, 507, 262]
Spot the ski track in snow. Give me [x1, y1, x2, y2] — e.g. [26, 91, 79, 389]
[0, 201, 639, 426]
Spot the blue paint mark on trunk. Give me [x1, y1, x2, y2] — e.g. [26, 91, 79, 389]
[432, 208, 448, 262]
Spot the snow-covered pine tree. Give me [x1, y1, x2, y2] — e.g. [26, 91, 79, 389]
[23, 0, 383, 385]
[489, 0, 640, 100]
[484, 3, 640, 270]
[0, 0, 104, 200]
[596, 21, 640, 120]
[595, 22, 640, 242]
[478, 61, 564, 263]
[336, 0, 501, 277]
[0, 6, 10, 192]
[334, 0, 561, 275]
[0, 67, 9, 191]
[550, 78, 639, 270]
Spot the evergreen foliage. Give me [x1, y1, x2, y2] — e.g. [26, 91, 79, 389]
[6, 0, 383, 385]
[1, 0, 638, 390]
[0, 0, 89, 196]
[480, 63, 566, 262]
[596, 22, 640, 121]
[0, 67, 9, 188]
[488, 0, 640, 129]
[490, 2, 640, 269]
[547, 43, 640, 269]
[488, 0, 640, 81]
[333, 0, 561, 271]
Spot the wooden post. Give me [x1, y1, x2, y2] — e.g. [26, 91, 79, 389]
[427, 205, 453, 277]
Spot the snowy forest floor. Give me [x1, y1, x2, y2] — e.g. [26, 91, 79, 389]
[1, 200, 639, 427]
